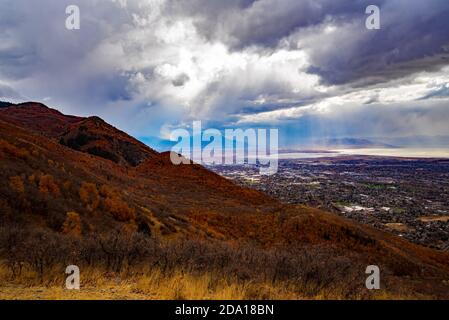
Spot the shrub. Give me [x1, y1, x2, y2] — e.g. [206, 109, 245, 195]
[39, 174, 60, 196]
[100, 185, 136, 222]
[61, 212, 82, 237]
[23, 231, 69, 280]
[0, 223, 370, 298]
[103, 196, 136, 222]
[0, 139, 29, 159]
[79, 182, 99, 211]
[28, 173, 37, 185]
[0, 225, 27, 278]
[99, 185, 114, 198]
[63, 180, 72, 191]
[9, 176, 25, 194]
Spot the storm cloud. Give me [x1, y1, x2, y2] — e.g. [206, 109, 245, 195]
[0, 0, 448, 143]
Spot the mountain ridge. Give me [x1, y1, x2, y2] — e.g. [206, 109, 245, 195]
[0, 102, 160, 167]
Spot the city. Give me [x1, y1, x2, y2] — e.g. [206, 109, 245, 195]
[211, 156, 449, 251]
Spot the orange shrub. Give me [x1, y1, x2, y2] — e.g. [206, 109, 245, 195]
[99, 184, 115, 198]
[0, 139, 29, 159]
[63, 180, 72, 190]
[28, 174, 36, 184]
[103, 194, 136, 222]
[39, 174, 60, 196]
[61, 211, 82, 236]
[79, 182, 100, 212]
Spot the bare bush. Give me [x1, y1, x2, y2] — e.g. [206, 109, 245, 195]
[0, 225, 27, 278]
[23, 231, 69, 280]
[0, 222, 367, 298]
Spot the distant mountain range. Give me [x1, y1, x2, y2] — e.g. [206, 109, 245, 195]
[142, 136, 398, 153]
[300, 138, 398, 149]
[370, 136, 449, 148]
[281, 136, 448, 152]
[142, 134, 449, 153]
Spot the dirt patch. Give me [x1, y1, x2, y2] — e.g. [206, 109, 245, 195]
[418, 216, 449, 223]
[385, 223, 411, 232]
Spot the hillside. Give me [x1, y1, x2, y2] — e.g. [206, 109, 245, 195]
[1, 102, 449, 299]
[0, 102, 84, 137]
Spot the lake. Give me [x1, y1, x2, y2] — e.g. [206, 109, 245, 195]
[279, 148, 449, 159]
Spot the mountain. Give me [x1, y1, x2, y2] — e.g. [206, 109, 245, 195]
[297, 138, 397, 149]
[59, 116, 159, 166]
[0, 102, 84, 137]
[322, 138, 397, 148]
[1, 102, 449, 298]
[370, 135, 449, 148]
[0, 102, 273, 236]
[0, 102, 159, 166]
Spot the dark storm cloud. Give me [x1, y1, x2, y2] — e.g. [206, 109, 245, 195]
[306, 0, 449, 84]
[0, 0, 448, 141]
[0, 0, 134, 110]
[167, 0, 380, 48]
[2, 0, 447, 102]
[166, 0, 449, 85]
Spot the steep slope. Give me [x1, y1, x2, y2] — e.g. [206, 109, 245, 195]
[0, 102, 159, 166]
[1, 103, 449, 298]
[0, 104, 276, 237]
[59, 116, 159, 166]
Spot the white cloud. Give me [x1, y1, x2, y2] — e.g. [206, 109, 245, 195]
[237, 67, 449, 138]
[0, 0, 448, 141]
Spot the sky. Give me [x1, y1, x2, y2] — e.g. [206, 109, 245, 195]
[0, 0, 449, 147]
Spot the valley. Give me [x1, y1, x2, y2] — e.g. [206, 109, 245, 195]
[212, 157, 449, 251]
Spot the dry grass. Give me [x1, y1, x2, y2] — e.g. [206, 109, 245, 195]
[0, 265, 301, 300]
[0, 264, 423, 300]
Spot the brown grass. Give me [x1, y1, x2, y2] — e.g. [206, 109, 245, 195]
[0, 264, 417, 300]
